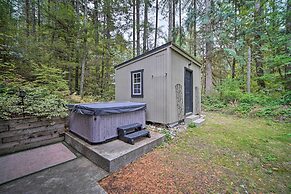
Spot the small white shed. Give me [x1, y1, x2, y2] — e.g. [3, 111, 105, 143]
[115, 42, 202, 126]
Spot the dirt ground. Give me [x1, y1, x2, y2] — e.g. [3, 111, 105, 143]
[100, 149, 226, 194]
[99, 112, 291, 193]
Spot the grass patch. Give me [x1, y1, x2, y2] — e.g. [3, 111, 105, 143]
[171, 112, 291, 193]
[100, 111, 290, 193]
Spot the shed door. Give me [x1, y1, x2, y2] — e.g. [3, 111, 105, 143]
[184, 68, 193, 114]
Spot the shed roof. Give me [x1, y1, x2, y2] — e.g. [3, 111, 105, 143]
[115, 41, 202, 69]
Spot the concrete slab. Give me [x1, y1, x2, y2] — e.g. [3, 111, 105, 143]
[185, 114, 200, 124]
[194, 118, 205, 127]
[0, 143, 76, 185]
[185, 114, 205, 127]
[65, 131, 164, 172]
[0, 156, 109, 194]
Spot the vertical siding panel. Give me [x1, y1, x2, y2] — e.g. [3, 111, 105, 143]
[162, 53, 166, 123]
[115, 48, 198, 124]
[154, 53, 166, 123]
[166, 47, 172, 124]
[170, 49, 200, 123]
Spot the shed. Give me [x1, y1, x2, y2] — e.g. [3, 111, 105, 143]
[115, 42, 202, 126]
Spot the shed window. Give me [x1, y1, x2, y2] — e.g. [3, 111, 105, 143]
[131, 69, 144, 98]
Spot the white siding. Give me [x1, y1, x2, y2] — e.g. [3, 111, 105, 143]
[169, 49, 201, 124]
[115, 49, 168, 123]
[115, 45, 201, 125]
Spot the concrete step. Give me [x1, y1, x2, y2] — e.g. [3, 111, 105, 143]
[122, 130, 151, 145]
[65, 131, 164, 173]
[185, 114, 200, 125]
[185, 114, 206, 127]
[193, 118, 205, 127]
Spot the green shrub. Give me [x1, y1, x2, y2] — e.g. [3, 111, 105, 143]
[0, 87, 68, 120]
[280, 91, 291, 105]
[256, 105, 291, 121]
[234, 103, 253, 115]
[188, 122, 196, 128]
[217, 79, 243, 103]
[239, 93, 260, 105]
[33, 65, 69, 92]
[160, 129, 173, 143]
[202, 79, 290, 121]
[0, 94, 22, 119]
[24, 87, 68, 118]
[202, 95, 226, 111]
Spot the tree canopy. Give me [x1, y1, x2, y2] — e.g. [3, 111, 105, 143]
[0, 0, 290, 120]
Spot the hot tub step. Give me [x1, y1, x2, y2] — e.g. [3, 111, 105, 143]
[117, 123, 142, 136]
[121, 130, 151, 145]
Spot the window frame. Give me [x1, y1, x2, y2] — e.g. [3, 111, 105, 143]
[131, 69, 144, 98]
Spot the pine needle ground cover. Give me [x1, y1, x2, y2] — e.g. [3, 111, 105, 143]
[100, 112, 291, 193]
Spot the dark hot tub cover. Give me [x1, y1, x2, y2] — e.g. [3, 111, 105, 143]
[68, 102, 146, 116]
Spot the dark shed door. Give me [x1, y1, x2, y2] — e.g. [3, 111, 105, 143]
[184, 68, 193, 114]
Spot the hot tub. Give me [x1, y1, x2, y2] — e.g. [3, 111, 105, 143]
[68, 102, 146, 143]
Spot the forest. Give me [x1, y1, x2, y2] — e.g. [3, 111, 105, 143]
[0, 0, 290, 120]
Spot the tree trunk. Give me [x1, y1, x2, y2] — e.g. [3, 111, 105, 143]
[205, 0, 213, 95]
[285, 0, 291, 90]
[25, 0, 30, 36]
[80, 55, 87, 98]
[136, 0, 140, 55]
[232, 58, 236, 79]
[75, 66, 79, 94]
[168, 0, 173, 41]
[254, 0, 265, 88]
[80, 0, 88, 99]
[37, 0, 41, 26]
[74, 0, 80, 95]
[94, 0, 99, 94]
[48, 0, 51, 25]
[143, 0, 148, 53]
[99, 12, 106, 96]
[193, 0, 197, 56]
[154, 0, 158, 48]
[32, 0, 36, 35]
[247, 46, 251, 93]
[173, 0, 176, 36]
[68, 64, 72, 95]
[105, 0, 112, 88]
[133, 0, 136, 56]
[100, 46, 105, 95]
[232, 0, 237, 79]
[94, 0, 99, 45]
[179, 0, 182, 46]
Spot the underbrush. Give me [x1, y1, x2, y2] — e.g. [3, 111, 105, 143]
[0, 65, 69, 120]
[202, 79, 291, 122]
[0, 86, 68, 120]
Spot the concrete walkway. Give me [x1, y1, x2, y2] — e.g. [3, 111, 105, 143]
[0, 147, 109, 194]
[0, 143, 76, 185]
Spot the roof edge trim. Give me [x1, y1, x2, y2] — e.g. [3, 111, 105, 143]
[114, 42, 172, 69]
[115, 41, 202, 69]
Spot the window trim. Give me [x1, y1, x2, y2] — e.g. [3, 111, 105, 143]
[131, 69, 144, 98]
